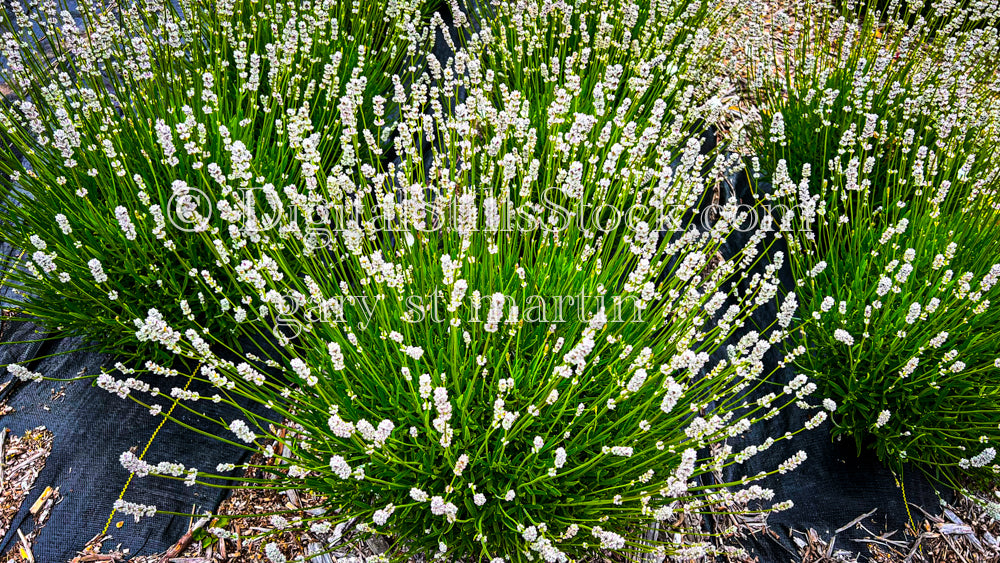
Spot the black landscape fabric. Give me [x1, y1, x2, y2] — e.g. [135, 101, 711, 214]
[0, 316, 269, 561]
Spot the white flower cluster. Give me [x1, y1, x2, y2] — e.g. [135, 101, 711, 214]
[875, 410, 891, 429]
[264, 543, 286, 563]
[591, 526, 626, 550]
[833, 329, 854, 346]
[372, 503, 395, 526]
[112, 499, 157, 523]
[329, 455, 352, 480]
[429, 495, 459, 523]
[7, 364, 43, 382]
[133, 309, 182, 353]
[778, 451, 807, 474]
[229, 419, 256, 443]
[87, 258, 107, 283]
[357, 418, 395, 448]
[96, 373, 152, 398]
[114, 206, 137, 240]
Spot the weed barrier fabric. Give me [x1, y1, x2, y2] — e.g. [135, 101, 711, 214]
[0, 318, 274, 561]
[702, 168, 946, 562]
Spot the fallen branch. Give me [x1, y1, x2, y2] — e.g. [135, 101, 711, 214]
[158, 516, 210, 563]
[0, 427, 7, 487]
[17, 528, 35, 563]
[835, 508, 878, 534]
[6, 450, 45, 475]
[73, 555, 122, 562]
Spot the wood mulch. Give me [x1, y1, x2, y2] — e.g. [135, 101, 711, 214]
[70, 433, 340, 563]
[0, 426, 58, 563]
[764, 493, 1000, 563]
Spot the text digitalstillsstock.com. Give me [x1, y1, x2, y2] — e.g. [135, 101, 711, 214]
[167, 186, 812, 244]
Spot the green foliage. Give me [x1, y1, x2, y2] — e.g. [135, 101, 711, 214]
[0, 0, 431, 354]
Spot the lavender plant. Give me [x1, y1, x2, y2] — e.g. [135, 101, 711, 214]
[0, 0, 432, 353]
[748, 1, 1000, 484]
[33, 0, 830, 559]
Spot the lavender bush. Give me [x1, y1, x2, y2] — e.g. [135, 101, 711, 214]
[0, 0, 432, 353]
[749, 0, 1000, 487]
